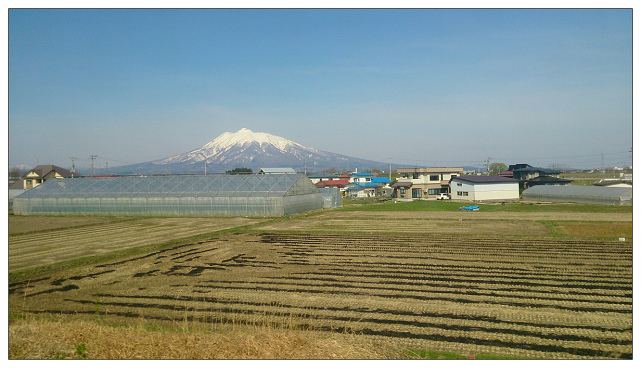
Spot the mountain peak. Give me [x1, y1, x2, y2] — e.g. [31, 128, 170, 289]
[114, 127, 392, 174]
[206, 128, 300, 151]
[154, 128, 305, 165]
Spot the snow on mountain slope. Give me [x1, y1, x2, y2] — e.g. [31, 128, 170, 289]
[155, 128, 317, 165]
[110, 128, 391, 175]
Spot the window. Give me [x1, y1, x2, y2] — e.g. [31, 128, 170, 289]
[462, 192, 468, 196]
[412, 173, 420, 179]
[412, 188, 422, 198]
[456, 191, 468, 196]
[457, 183, 462, 186]
[430, 175, 439, 181]
[428, 189, 440, 195]
[400, 188, 406, 194]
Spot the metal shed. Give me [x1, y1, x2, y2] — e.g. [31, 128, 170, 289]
[521, 185, 632, 206]
[13, 173, 324, 217]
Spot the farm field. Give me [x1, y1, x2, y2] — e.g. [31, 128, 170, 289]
[8, 204, 633, 359]
[255, 210, 632, 236]
[8, 216, 260, 272]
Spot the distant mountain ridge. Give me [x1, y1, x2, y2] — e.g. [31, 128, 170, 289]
[110, 128, 394, 175]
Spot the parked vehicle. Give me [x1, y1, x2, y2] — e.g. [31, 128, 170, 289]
[436, 193, 451, 200]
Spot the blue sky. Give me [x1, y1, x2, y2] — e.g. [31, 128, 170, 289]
[8, 8, 633, 172]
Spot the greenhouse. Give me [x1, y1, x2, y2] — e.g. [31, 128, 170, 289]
[318, 187, 343, 208]
[521, 185, 632, 206]
[12, 173, 324, 217]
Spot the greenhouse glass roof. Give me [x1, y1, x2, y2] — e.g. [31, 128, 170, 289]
[17, 173, 318, 199]
[521, 185, 632, 205]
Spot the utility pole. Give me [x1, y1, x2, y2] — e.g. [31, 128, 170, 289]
[69, 157, 77, 178]
[105, 162, 108, 176]
[90, 155, 97, 177]
[204, 160, 208, 175]
[486, 157, 492, 173]
[601, 152, 604, 172]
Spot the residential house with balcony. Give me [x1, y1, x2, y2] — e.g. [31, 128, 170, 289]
[393, 167, 464, 199]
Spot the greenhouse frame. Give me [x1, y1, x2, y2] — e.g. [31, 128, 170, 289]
[521, 185, 632, 206]
[13, 173, 324, 217]
[318, 187, 343, 208]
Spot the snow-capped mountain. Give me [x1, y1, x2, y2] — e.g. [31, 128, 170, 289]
[110, 128, 391, 175]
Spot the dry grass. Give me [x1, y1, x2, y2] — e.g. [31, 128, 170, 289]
[9, 318, 387, 359]
[556, 222, 632, 238]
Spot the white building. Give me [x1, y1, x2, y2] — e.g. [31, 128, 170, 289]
[450, 176, 520, 202]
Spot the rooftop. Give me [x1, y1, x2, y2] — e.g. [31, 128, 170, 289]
[452, 175, 519, 184]
[397, 167, 464, 173]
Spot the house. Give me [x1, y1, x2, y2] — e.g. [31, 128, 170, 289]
[12, 165, 73, 190]
[348, 172, 374, 183]
[307, 174, 339, 184]
[371, 177, 392, 187]
[315, 179, 351, 189]
[450, 176, 520, 202]
[343, 182, 379, 198]
[342, 174, 393, 198]
[393, 167, 464, 199]
[509, 164, 572, 189]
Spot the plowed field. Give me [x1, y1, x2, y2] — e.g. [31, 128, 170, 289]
[8, 217, 259, 272]
[10, 230, 632, 359]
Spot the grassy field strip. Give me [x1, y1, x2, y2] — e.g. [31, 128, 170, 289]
[255, 211, 632, 238]
[8, 217, 235, 244]
[8, 222, 155, 245]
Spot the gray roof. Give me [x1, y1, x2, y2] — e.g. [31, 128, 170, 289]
[452, 175, 519, 184]
[23, 165, 72, 179]
[513, 166, 561, 175]
[258, 168, 297, 174]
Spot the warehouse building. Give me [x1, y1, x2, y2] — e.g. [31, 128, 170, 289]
[13, 173, 324, 217]
[521, 185, 632, 206]
[450, 175, 520, 202]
